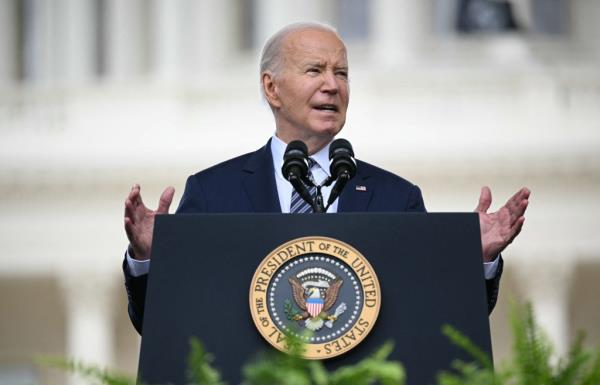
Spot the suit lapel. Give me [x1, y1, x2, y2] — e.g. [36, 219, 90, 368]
[240, 141, 372, 213]
[338, 160, 373, 212]
[242, 139, 282, 213]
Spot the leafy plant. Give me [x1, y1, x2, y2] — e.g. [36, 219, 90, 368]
[36, 356, 135, 385]
[437, 302, 600, 385]
[39, 332, 404, 385]
[187, 337, 226, 385]
[325, 342, 405, 385]
[38, 302, 600, 385]
[241, 331, 404, 385]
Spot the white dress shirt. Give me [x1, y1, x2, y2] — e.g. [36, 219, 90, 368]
[271, 135, 337, 213]
[127, 134, 499, 279]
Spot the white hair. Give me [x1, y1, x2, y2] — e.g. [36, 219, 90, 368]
[259, 21, 341, 99]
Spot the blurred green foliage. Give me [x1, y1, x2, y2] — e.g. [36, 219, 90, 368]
[38, 302, 600, 385]
[437, 302, 600, 385]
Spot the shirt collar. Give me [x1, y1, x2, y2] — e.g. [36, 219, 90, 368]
[271, 134, 332, 178]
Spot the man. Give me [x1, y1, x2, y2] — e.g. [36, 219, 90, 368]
[123, 22, 530, 334]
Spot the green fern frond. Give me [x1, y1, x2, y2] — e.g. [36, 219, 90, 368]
[242, 330, 314, 385]
[441, 324, 493, 370]
[308, 360, 329, 385]
[35, 356, 134, 385]
[436, 326, 500, 385]
[510, 301, 553, 385]
[553, 331, 591, 385]
[241, 350, 313, 385]
[580, 347, 600, 385]
[437, 360, 498, 385]
[329, 341, 405, 385]
[187, 337, 226, 385]
[437, 301, 600, 385]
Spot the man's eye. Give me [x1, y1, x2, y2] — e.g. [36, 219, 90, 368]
[307, 68, 320, 74]
[337, 71, 348, 78]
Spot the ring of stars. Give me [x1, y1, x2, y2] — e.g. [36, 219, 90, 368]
[268, 254, 363, 343]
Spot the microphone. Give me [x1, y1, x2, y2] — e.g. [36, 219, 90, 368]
[327, 139, 357, 207]
[282, 140, 315, 210]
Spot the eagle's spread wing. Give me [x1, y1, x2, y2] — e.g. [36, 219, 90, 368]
[323, 278, 343, 312]
[289, 277, 307, 311]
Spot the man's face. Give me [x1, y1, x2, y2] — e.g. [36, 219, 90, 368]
[265, 29, 349, 148]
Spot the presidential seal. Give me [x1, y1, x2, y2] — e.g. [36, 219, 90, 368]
[249, 236, 381, 360]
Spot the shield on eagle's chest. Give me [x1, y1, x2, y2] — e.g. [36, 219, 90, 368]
[306, 297, 324, 317]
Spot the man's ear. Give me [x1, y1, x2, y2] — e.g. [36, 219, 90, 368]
[262, 72, 281, 108]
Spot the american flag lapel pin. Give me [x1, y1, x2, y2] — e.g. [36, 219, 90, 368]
[355, 185, 367, 191]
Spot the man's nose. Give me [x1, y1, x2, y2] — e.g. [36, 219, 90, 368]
[320, 70, 339, 94]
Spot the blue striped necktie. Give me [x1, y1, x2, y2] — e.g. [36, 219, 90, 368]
[290, 158, 317, 214]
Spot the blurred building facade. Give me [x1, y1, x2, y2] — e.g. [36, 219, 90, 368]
[0, 1, 599, 384]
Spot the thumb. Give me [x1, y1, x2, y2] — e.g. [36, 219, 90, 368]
[474, 186, 492, 213]
[156, 186, 175, 214]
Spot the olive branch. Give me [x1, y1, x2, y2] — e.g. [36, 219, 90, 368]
[284, 298, 300, 320]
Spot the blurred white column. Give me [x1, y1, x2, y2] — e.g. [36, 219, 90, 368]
[54, 0, 96, 84]
[572, 0, 600, 57]
[514, 260, 574, 358]
[151, 0, 184, 82]
[61, 273, 116, 385]
[105, 0, 145, 80]
[254, 0, 335, 50]
[183, 0, 238, 80]
[23, 0, 57, 83]
[370, 0, 432, 68]
[0, 0, 18, 85]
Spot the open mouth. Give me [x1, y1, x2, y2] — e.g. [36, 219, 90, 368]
[313, 104, 339, 112]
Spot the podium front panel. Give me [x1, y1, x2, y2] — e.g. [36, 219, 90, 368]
[139, 213, 491, 385]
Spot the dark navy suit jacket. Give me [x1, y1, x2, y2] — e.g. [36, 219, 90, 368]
[124, 140, 502, 334]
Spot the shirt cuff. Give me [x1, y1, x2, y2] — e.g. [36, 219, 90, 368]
[483, 255, 500, 280]
[126, 248, 151, 277]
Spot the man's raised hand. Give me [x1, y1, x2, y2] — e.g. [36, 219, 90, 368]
[475, 186, 530, 262]
[124, 184, 175, 260]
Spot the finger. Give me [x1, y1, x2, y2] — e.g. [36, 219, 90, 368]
[124, 199, 138, 224]
[125, 192, 150, 224]
[507, 187, 530, 212]
[518, 186, 531, 200]
[505, 191, 520, 213]
[474, 186, 492, 213]
[127, 184, 138, 199]
[519, 199, 529, 214]
[157, 186, 175, 214]
[507, 216, 525, 243]
[126, 183, 151, 217]
[503, 187, 529, 223]
[508, 198, 529, 226]
[129, 184, 144, 207]
[124, 217, 136, 243]
[125, 185, 137, 211]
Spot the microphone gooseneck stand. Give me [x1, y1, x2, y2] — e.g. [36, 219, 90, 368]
[282, 139, 357, 214]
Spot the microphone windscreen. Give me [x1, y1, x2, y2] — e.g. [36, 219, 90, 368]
[282, 140, 309, 182]
[329, 138, 354, 159]
[285, 140, 308, 158]
[329, 138, 356, 179]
